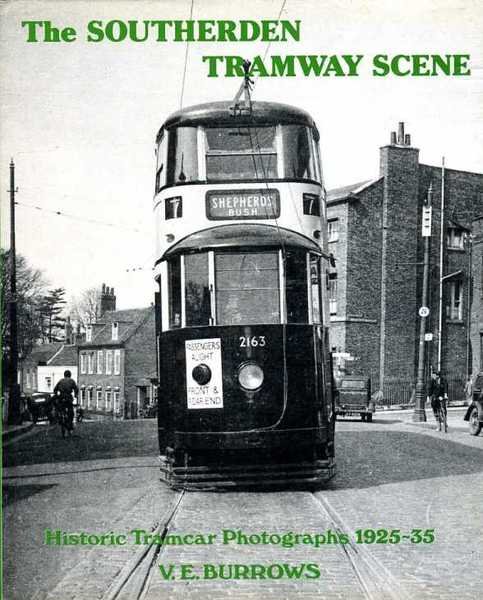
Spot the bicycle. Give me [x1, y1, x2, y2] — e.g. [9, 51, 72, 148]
[57, 401, 74, 438]
[434, 396, 448, 433]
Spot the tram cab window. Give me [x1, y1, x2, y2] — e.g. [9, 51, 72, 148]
[184, 253, 210, 327]
[168, 257, 181, 328]
[166, 127, 198, 185]
[285, 250, 308, 323]
[205, 127, 278, 182]
[282, 125, 318, 181]
[215, 252, 280, 325]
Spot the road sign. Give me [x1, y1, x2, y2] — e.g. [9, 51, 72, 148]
[424, 333, 433, 341]
[422, 206, 432, 237]
[419, 306, 430, 317]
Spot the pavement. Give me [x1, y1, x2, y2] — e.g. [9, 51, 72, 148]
[2, 422, 35, 444]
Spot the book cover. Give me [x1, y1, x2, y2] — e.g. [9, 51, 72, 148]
[2, 1, 482, 599]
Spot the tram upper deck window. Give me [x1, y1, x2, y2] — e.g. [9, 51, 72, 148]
[215, 252, 280, 325]
[166, 127, 199, 186]
[155, 134, 167, 193]
[282, 125, 318, 181]
[205, 126, 278, 182]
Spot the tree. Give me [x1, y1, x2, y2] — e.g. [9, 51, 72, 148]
[37, 287, 67, 343]
[1, 249, 48, 366]
[69, 286, 100, 329]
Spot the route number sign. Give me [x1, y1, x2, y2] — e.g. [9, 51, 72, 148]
[419, 306, 430, 317]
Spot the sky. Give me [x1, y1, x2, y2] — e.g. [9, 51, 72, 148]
[1, 0, 482, 311]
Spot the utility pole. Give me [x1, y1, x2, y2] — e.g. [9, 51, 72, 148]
[413, 184, 433, 422]
[7, 159, 20, 424]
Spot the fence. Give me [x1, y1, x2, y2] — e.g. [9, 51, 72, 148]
[373, 376, 467, 408]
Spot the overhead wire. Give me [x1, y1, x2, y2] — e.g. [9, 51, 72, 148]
[179, 0, 195, 109]
[13, 200, 144, 233]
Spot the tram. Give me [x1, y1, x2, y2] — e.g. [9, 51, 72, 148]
[153, 95, 336, 489]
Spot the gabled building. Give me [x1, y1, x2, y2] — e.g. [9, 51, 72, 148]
[77, 306, 156, 419]
[327, 123, 483, 401]
[19, 343, 63, 395]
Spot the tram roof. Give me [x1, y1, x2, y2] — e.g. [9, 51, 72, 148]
[157, 101, 316, 140]
[161, 224, 323, 259]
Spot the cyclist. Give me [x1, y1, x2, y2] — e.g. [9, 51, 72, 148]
[428, 371, 448, 431]
[53, 370, 78, 434]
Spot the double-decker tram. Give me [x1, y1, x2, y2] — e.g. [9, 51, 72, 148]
[153, 97, 336, 489]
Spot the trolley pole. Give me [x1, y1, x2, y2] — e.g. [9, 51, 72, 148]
[413, 184, 432, 422]
[7, 159, 21, 424]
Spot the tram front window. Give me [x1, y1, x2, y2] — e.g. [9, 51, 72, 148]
[215, 252, 280, 325]
[205, 127, 278, 181]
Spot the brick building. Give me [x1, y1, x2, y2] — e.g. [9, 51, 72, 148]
[327, 123, 483, 401]
[77, 301, 156, 419]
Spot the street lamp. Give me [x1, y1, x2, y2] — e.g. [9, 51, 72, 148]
[413, 184, 432, 422]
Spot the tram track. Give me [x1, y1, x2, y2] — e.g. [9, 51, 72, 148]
[311, 492, 411, 600]
[102, 491, 186, 600]
[98, 487, 409, 600]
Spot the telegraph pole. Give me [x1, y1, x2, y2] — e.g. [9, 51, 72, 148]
[7, 159, 20, 424]
[413, 184, 432, 422]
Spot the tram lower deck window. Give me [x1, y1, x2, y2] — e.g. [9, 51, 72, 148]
[215, 252, 280, 325]
[285, 250, 308, 323]
[185, 253, 210, 326]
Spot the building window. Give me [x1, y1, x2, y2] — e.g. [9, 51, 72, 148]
[86, 325, 92, 342]
[106, 350, 113, 375]
[447, 227, 464, 249]
[112, 322, 119, 341]
[328, 219, 339, 242]
[446, 280, 463, 320]
[96, 390, 102, 410]
[87, 353, 94, 374]
[113, 391, 120, 413]
[80, 389, 86, 407]
[80, 354, 87, 374]
[105, 391, 112, 412]
[114, 350, 121, 375]
[329, 273, 337, 315]
[26, 371, 31, 389]
[45, 376, 52, 390]
[97, 351, 103, 374]
[87, 389, 93, 409]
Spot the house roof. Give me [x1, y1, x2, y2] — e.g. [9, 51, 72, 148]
[24, 343, 63, 365]
[48, 344, 78, 367]
[80, 307, 153, 347]
[327, 178, 381, 203]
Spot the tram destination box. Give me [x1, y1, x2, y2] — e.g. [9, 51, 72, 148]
[206, 189, 280, 220]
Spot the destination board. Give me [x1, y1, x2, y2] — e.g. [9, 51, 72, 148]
[206, 189, 280, 220]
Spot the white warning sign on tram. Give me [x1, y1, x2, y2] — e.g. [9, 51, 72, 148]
[185, 338, 224, 409]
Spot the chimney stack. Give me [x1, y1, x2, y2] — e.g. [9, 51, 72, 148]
[100, 283, 117, 315]
[65, 316, 73, 344]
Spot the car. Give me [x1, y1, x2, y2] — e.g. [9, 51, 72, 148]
[26, 392, 55, 424]
[464, 372, 483, 436]
[334, 375, 375, 422]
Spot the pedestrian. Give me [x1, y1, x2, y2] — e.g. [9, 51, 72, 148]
[464, 375, 474, 406]
[428, 371, 448, 430]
